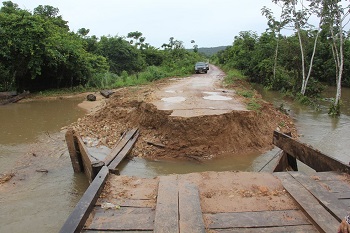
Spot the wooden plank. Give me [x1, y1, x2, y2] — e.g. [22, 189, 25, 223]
[83, 231, 152, 233]
[318, 180, 350, 193]
[209, 225, 318, 233]
[86, 207, 155, 231]
[104, 128, 138, 166]
[340, 199, 350, 207]
[108, 131, 139, 170]
[273, 131, 350, 173]
[274, 172, 339, 232]
[205, 210, 310, 229]
[289, 172, 349, 221]
[311, 171, 344, 181]
[335, 192, 350, 199]
[154, 175, 179, 233]
[96, 198, 155, 208]
[65, 129, 83, 173]
[84, 231, 152, 233]
[59, 166, 109, 233]
[258, 150, 286, 172]
[76, 135, 105, 182]
[179, 181, 205, 233]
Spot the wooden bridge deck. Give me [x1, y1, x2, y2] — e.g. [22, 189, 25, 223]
[77, 170, 350, 233]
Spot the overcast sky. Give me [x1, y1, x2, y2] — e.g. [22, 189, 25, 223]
[14, 0, 282, 48]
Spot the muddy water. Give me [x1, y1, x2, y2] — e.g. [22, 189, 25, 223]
[1, 87, 349, 233]
[0, 98, 89, 233]
[252, 86, 350, 171]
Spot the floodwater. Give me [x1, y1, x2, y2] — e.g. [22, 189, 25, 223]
[252, 85, 350, 171]
[1, 86, 349, 232]
[0, 98, 89, 233]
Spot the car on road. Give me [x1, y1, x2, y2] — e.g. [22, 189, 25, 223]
[195, 62, 207, 74]
[205, 62, 209, 70]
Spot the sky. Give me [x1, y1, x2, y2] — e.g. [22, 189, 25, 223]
[14, 0, 282, 49]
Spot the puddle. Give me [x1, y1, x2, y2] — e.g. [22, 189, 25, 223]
[203, 95, 232, 101]
[202, 91, 232, 101]
[161, 96, 186, 103]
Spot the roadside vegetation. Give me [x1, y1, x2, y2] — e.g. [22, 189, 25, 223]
[0, 2, 205, 94]
[213, 0, 350, 116]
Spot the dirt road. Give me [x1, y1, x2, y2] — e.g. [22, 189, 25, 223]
[72, 66, 295, 160]
[152, 65, 246, 117]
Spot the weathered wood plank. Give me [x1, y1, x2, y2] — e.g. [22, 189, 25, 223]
[335, 192, 350, 199]
[104, 128, 138, 166]
[179, 181, 205, 233]
[311, 171, 344, 181]
[85, 207, 155, 231]
[205, 210, 310, 229]
[258, 150, 286, 172]
[273, 131, 350, 173]
[289, 171, 349, 221]
[208, 225, 318, 233]
[274, 172, 339, 232]
[76, 135, 104, 182]
[154, 175, 179, 233]
[59, 166, 109, 233]
[108, 131, 139, 170]
[65, 130, 83, 173]
[83, 231, 152, 233]
[319, 180, 350, 193]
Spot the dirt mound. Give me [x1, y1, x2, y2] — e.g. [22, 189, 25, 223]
[72, 87, 295, 161]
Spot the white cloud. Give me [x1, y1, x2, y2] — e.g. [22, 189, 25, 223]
[13, 0, 284, 48]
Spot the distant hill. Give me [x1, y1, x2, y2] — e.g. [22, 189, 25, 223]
[187, 46, 228, 57]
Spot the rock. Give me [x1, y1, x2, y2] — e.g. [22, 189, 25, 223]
[87, 94, 96, 101]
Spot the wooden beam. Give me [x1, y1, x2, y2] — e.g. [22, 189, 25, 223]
[59, 166, 109, 233]
[274, 172, 340, 232]
[65, 130, 83, 173]
[179, 181, 205, 233]
[108, 130, 139, 170]
[104, 128, 138, 166]
[154, 175, 179, 233]
[75, 135, 104, 182]
[273, 131, 350, 173]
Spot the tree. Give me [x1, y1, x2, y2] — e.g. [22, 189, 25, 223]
[127, 31, 146, 49]
[322, 0, 350, 115]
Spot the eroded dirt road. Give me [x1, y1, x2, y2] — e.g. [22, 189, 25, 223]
[72, 65, 295, 160]
[152, 65, 246, 117]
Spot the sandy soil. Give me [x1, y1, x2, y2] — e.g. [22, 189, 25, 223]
[70, 65, 296, 161]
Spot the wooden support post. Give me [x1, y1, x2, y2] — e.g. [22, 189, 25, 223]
[273, 131, 350, 173]
[65, 129, 83, 173]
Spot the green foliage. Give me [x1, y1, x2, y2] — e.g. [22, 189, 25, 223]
[247, 98, 262, 111]
[237, 90, 254, 98]
[328, 102, 341, 117]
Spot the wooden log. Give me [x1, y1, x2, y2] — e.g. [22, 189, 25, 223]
[100, 90, 115, 98]
[154, 175, 179, 233]
[273, 131, 350, 173]
[59, 166, 109, 233]
[108, 130, 139, 170]
[274, 172, 340, 232]
[65, 130, 83, 173]
[179, 181, 205, 233]
[0, 91, 29, 105]
[0, 91, 17, 99]
[104, 128, 138, 166]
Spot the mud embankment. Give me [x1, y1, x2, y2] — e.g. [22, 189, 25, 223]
[72, 92, 295, 161]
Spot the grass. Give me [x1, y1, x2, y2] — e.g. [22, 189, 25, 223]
[247, 98, 262, 111]
[224, 69, 246, 85]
